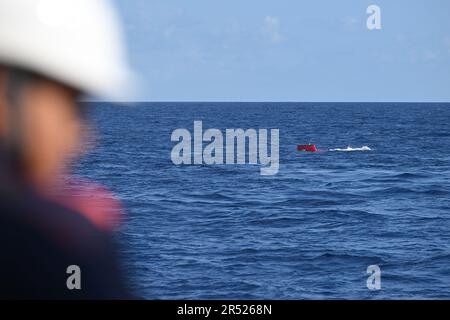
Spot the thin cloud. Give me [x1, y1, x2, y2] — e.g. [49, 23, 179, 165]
[423, 50, 437, 61]
[446, 37, 450, 55]
[343, 16, 358, 31]
[263, 15, 285, 44]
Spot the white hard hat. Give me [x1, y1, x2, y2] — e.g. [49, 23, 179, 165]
[0, 0, 132, 99]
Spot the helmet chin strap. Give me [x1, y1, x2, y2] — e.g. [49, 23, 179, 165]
[4, 69, 35, 177]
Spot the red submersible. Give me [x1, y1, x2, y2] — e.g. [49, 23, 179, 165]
[297, 144, 318, 152]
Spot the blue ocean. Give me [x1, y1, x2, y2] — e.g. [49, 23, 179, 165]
[76, 102, 450, 299]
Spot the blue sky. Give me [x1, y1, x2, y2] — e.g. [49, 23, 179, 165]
[114, 0, 450, 102]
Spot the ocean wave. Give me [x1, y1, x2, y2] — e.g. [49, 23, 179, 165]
[329, 146, 372, 152]
[307, 252, 387, 264]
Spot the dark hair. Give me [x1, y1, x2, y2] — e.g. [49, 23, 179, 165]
[5, 68, 36, 107]
[1, 68, 38, 177]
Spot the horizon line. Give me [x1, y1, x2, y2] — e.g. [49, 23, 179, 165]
[81, 100, 450, 104]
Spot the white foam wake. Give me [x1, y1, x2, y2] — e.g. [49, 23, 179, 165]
[329, 146, 371, 152]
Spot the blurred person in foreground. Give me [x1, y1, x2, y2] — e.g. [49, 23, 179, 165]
[0, 0, 133, 299]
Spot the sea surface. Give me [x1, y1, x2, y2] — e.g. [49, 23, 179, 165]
[76, 102, 450, 299]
